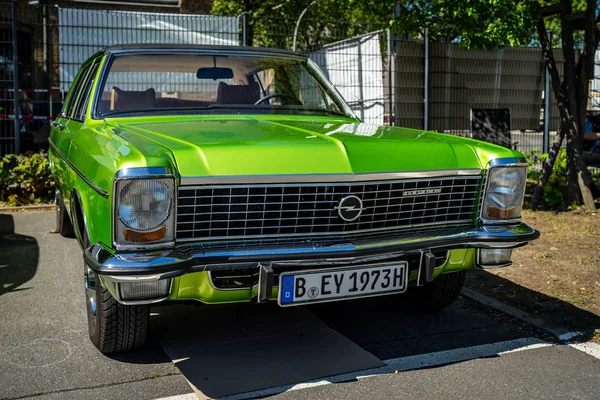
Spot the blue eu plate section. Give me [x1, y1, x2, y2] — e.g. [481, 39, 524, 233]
[280, 275, 295, 304]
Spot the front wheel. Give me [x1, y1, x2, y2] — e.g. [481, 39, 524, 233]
[410, 271, 466, 311]
[85, 264, 149, 353]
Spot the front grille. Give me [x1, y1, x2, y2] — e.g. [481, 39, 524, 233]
[209, 251, 449, 289]
[177, 176, 482, 241]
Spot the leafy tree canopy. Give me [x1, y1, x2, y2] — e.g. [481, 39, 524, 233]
[389, 0, 592, 49]
[212, 0, 593, 49]
[212, 0, 394, 24]
[211, 0, 396, 49]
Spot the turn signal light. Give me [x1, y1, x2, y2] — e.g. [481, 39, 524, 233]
[123, 226, 167, 243]
[478, 249, 513, 268]
[485, 206, 516, 219]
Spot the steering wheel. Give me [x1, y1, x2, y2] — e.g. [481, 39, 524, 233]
[254, 93, 300, 105]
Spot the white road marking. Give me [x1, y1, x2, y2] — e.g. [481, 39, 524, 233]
[214, 337, 553, 400]
[154, 394, 199, 400]
[569, 342, 600, 360]
[499, 342, 555, 354]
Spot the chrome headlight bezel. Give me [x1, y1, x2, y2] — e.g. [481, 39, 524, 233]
[480, 158, 528, 224]
[113, 167, 176, 251]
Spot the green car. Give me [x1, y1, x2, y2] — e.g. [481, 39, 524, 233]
[49, 44, 539, 354]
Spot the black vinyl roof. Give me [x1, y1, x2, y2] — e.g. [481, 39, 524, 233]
[102, 44, 304, 57]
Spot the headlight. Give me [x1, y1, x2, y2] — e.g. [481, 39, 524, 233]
[482, 166, 526, 222]
[119, 180, 171, 231]
[114, 170, 175, 250]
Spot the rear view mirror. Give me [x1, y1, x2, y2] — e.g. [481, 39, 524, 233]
[196, 67, 234, 80]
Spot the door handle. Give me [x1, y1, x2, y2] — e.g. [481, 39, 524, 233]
[52, 121, 66, 130]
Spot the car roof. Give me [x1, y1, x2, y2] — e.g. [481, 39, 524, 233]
[101, 44, 304, 57]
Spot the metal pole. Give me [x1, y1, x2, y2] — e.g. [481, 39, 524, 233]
[543, 31, 553, 154]
[12, 0, 20, 154]
[44, 3, 51, 118]
[293, 0, 319, 52]
[387, 29, 393, 126]
[423, 27, 429, 131]
[237, 12, 249, 46]
[242, 12, 248, 46]
[393, 3, 400, 126]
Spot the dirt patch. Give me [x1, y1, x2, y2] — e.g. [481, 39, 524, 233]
[466, 210, 600, 334]
[0, 204, 54, 212]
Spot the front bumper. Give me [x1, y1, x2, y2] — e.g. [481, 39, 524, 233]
[84, 223, 539, 281]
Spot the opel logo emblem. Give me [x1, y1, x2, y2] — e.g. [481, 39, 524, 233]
[335, 195, 366, 222]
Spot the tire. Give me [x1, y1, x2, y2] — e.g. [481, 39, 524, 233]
[411, 271, 466, 312]
[85, 264, 150, 354]
[55, 191, 75, 238]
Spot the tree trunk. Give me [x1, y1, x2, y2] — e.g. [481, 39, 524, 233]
[532, 14, 578, 208]
[561, 0, 583, 206]
[531, 2, 597, 211]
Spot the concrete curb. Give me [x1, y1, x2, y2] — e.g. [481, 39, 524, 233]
[0, 204, 54, 212]
[461, 287, 584, 342]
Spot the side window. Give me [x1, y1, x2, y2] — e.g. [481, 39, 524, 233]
[74, 59, 100, 121]
[63, 64, 91, 119]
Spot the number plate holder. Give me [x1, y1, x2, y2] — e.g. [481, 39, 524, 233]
[278, 262, 409, 307]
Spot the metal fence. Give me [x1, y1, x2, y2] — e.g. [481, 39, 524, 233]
[0, 3, 237, 156]
[1, 2, 569, 157]
[250, 15, 567, 156]
[0, 2, 61, 156]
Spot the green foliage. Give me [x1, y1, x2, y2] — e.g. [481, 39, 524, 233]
[543, 0, 591, 47]
[211, 0, 395, 50]
[0, 152, 55, 207]
[389, 0, 540, 50]
[211, 1, 596, 51]
[525, 148, 568, 210]
[388, 1, 597, 49]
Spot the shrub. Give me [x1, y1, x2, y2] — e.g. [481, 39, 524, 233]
[0, 151, 55, 206]
[525, 148, 571, 210]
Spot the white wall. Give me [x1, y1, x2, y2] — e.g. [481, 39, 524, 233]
[310, 32, 385, 125]
[58, 8, 238, 91]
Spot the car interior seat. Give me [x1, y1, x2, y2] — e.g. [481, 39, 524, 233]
[216, 82, 260, 105]
[110, 87, 156, 111]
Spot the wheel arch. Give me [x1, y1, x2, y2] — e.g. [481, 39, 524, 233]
[72, 187, 120, 301]
[70, 189, 91, 249]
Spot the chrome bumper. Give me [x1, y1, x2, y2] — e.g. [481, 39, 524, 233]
[84, 223, 539, 282]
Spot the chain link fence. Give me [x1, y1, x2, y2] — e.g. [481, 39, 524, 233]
[1, 2, 572, 158]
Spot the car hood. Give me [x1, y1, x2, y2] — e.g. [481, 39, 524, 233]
[106, 116, 515, 178]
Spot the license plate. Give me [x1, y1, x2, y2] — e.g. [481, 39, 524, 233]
[278, 262, 408, 307]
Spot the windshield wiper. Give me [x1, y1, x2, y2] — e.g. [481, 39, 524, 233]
[101, 105, 254, 118]
[100, 105, 349, 118]
[288, 108, 347, 117]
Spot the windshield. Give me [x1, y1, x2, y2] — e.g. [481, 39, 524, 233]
[95, 53, 352, 118]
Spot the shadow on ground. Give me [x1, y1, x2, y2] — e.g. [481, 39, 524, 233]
[0, 214, 39, 296]
[467, 269, 600, 338]
[306, 292, 533, 360]
[146, 301, 384, 398]
[143, 287, 540, 398]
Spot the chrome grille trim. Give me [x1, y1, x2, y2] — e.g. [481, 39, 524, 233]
[176, 175, 482, 241]
[180, 169, 482, 185]
[179, 202, 478, 217]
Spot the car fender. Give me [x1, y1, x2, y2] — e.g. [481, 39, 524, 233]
[70, 184, 109, 250]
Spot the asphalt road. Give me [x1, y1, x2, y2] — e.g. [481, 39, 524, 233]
[1, 211, 599, 400]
